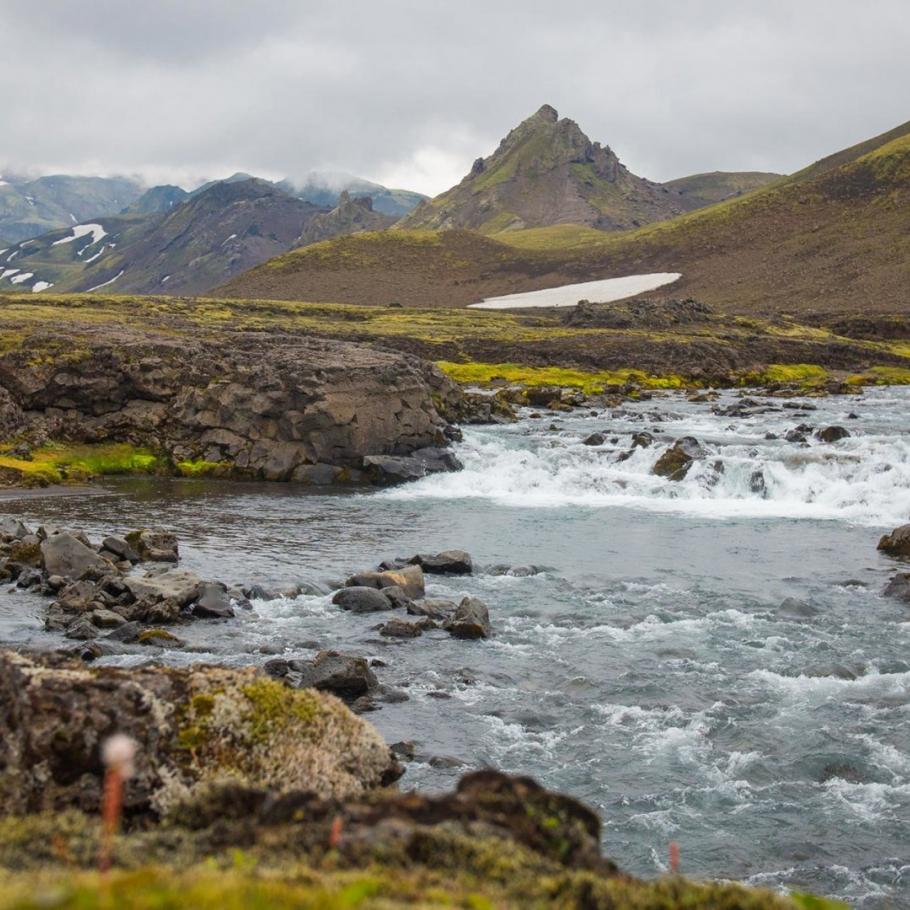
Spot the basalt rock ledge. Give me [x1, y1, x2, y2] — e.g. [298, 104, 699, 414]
[0, 326, 466, 485]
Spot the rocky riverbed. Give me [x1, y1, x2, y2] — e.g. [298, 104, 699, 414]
[1, 385, 908, 908]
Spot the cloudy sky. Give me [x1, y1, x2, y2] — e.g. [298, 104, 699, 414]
[2, 0, 909, 195]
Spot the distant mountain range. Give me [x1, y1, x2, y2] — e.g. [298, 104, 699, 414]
[0, 172, 426, 295]
[221, 110, 910, 315]
[0, 174, 144, 245]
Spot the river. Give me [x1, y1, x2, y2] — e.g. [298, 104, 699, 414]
[1, 386, 908, 907]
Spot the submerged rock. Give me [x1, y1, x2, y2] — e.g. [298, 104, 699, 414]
[883, 573, 910, 602]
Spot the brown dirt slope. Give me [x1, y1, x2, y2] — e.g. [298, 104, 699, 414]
[220, 118, 910, 316]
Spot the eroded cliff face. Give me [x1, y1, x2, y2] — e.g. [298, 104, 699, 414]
[0, 327, 464, 482]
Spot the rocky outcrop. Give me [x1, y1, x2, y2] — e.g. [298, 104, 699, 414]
[652, 436, 706, 481]
[0, 327, 465, 485]
[0, 650, 401, 816]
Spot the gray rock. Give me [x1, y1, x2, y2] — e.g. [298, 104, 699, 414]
[409, 550, 473, 575]
[582, 432, 605, 446]
[407, 599, 457, 620]
[0, 517, 29, 539]
[105, 621, 144, 643]
[191, 582, 236, 619]
[380, 585, 414, 610]
[125, 528, 179, 563]
[363, 448, 462, 486]
[64, 617, 98, 640]
[444, 596, 491, 640]
[89, 608, 127, 628]
[378, 618, 423, 638]
[124, 570, 203, 608]
[287, 650, 378, 698]
[884, 573, 910, 602]
[100, 535, 141, 564]
[332, 586, 393, 613]
[40, 533, 113, 580]
[777, 597, 820, 619]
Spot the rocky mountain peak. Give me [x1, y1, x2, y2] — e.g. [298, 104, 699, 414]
[535, 103, 559, 123]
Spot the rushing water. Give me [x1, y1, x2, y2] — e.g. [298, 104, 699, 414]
[2, 387, 909, 907]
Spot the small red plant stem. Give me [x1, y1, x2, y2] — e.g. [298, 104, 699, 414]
[669, 840, 680, 874]
[98, 766, 123, 874]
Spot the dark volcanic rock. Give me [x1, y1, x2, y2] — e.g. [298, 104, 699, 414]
[651, 436, 705, 481]
[409, 550, 473, 575]
[333, 586, 394, 613]
[878, 524, 910, 558]
[816, 425, 851, 443]
[0, 329, 465, 486]
[363, 447, 462, 486]
[287, 650, 379, 698]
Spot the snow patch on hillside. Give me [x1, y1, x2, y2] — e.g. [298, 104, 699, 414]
[52, 223, 108, 247]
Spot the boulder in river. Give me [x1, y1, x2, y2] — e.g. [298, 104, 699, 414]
[651, 436, 705, 481]
[878, 524, 910, 558]
[345, 564, 425, 598]
[444, 596, 491, 639]
[125, 528, 179, 563]
[40, 533, 114, 580]
[378, 618, 424, 638]
[407, 599, 458, 620]
[286, 650, 379, 699]
[582, 432, 605, 446]
[362, 448, 462, 486]
[333, 586, 394, 613]
[816, 426, 851, 443]
[883, 573, 910, 602]
[409, 549, 473, 575]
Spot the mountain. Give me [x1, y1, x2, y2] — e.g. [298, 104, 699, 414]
[397, 105, 694, 234]
[662, 171, 782, 208]
[282, 172, 426, 217]
[221, 117, 910, 316]
[295, 191, 395, 246]
[124, 184, 189, 214]
[0, 179, 327, 296]
[0, 174, 144, 244]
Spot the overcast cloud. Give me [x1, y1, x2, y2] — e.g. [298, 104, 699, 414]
[2, 0, 908, 194]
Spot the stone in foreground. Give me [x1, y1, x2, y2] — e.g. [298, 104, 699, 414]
[0, 650, 398, 816]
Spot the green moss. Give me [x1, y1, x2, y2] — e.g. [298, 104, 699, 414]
[0, 442, 160, 486]
[176, 459, 232, 477]
[846, 366, 910, 385]
[437, 361, 688, 392]
[738, 363, 829, 388]
[240, 678, 320, 744]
